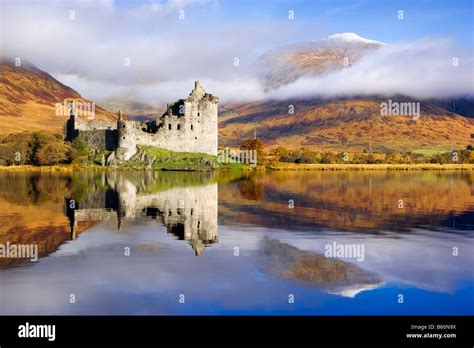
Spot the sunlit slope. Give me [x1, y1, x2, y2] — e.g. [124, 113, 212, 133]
[0, 60, 116, 135]
[219, 98, 474, 152]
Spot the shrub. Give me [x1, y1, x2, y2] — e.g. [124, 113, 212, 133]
[240, 138, 265, 162]
[69, 138, 90, 164]
[291, 149, 303, 161]
[298, 153, 319, 164]
[35, 141, 69, 165]
[0, 132, 34, 165]
[279, 154, 295, 163]
[321, 152, 336, 164]
[273, 146, 288, 156]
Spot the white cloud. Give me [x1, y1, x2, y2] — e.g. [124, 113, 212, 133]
[267, 39, 474, 100]
[2, 0, 287, 104]
[2, 1, 472, 107]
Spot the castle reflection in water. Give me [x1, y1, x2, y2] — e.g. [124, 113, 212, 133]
[65, 172, 218, 256]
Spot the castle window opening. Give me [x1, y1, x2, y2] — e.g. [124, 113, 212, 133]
[191, 125, 193, 130]
[177, 124, 181, 130]
[168, 124, 172, 130]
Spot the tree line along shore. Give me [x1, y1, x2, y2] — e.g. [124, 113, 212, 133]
[0, 132, 473, 171]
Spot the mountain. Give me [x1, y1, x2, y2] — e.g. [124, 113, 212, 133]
[221, 33, 474, 152]
[219, 97, 474, 153]
[2, 38, 473, 154]
[258, 33, 384, 90]
[0, 59, 116, 135]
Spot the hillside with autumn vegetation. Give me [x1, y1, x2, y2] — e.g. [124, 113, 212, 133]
[0, 59, 116, 135]
[219, 33, 474, 154]
[1, 52, 473, 157]
[219, 97, 474, 154]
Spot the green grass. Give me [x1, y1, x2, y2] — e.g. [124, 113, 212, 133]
[92, 149, 112, 165]
[127, 146, 218, 171]
[412, 146, 453, 156]
[71, 145, 256, 172]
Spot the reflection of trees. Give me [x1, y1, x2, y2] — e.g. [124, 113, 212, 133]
[238, 178, 263, 201]
[0, 171, 231, 267]
[0, 173, 90, 268]
[0, 172, 73, 205]
[220, 171, 474, 232]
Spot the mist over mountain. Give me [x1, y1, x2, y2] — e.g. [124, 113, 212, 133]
[258, 33, 385, 91]
[2, 0, 472, 105]
[2, 42, 473, 153]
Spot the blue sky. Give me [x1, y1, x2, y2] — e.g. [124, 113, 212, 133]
[114, 0, 474, 46]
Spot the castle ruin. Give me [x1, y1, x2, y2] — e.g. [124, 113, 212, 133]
[65, 172, 218, 256]
[66, 81, 218, 161]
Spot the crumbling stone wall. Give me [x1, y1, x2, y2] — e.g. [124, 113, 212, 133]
[66, 116, 118, 150]
[77, 129, 117, 150]
[115, 81, 218, 161]
[67, 81, 218, 161]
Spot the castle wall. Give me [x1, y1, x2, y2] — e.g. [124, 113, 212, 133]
[77, 130, 117, 150]
[67, 117, 118, 150]
[116, 95, 218, 160]
[75, 118, 117, 131]
[68, 82, 218, 161]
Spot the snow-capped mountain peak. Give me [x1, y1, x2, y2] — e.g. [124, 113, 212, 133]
[326, 32, 385, 45]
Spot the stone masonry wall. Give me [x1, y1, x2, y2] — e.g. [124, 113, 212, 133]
[69, 82, 218, 161]
[115, 81, 218, 161]
[75, 118, 117, 131]
[77, 130, 117, 150]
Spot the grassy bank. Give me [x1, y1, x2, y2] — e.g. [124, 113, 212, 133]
[130, 146, 218, 171]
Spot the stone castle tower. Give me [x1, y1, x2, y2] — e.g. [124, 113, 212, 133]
[66, 81, 219, 161]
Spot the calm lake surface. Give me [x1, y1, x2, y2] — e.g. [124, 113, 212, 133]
[0, 170, 473, 315]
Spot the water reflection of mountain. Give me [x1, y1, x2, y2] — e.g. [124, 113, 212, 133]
[1, 170, 472, 268]
[66, 172, 219, 256]
[0, 172, 88, 267]
[221, 171, 474, 233]
[261, 238, 383, 297]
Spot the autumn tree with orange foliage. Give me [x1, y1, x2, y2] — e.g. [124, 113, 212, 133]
[35, 141, 70, 165]
[240, 138, 265, 162]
